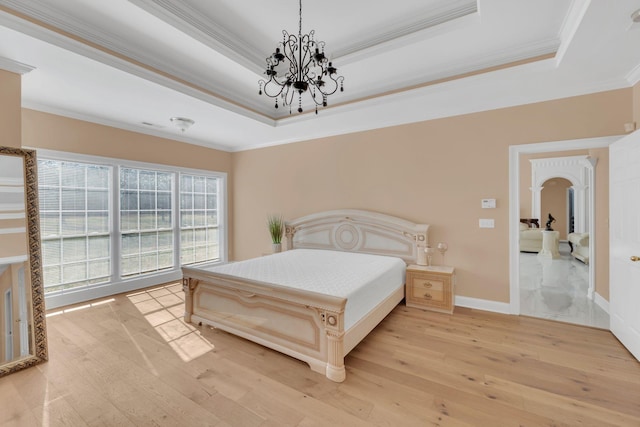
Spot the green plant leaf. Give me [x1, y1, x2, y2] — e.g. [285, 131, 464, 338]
[267, 214, 284, 244]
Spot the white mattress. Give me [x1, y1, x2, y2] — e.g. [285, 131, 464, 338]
[202, 249, 406, 330]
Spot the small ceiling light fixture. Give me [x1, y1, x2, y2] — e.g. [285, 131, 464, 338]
[258, 0, 344, 115]
[170, 117, 195, 132]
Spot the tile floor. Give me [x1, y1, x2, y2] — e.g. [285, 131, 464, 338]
[519, 242, 609, 329]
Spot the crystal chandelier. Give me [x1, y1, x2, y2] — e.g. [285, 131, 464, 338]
[258, 0, 344, 114]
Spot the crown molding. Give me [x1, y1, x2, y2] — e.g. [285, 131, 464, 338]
[0, 227, 26, 235]
[0, 255, 28, 265]
[626, 61, 640, 86]
[281, 31, 560, 122]
[0, 55, 35, 74]
[0, 204, 25, 213]
[21, 101, 235, 153]
[128, 0, 265, 74]
[0, 181, 23, 189]
[128, 0, 478, 70]
[555, 0, 591, 66]
[370, 37, 560, 98]
[335, 0, 478, 65]
[0, 2, 274, 122]
[272, 37, 559, 122]
[0, 213, 24, 220]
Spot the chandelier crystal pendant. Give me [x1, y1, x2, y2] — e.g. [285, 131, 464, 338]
[258, 0, 344, 115]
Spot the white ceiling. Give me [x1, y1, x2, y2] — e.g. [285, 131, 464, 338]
[0, 0, 639, 152]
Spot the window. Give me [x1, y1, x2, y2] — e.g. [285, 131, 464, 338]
[37, 152, 226, 306]
[38, 160, 111, 293]
[180, 174, 220, 265]
[120, 168, 174, 277]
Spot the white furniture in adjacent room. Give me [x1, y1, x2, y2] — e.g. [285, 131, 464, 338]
[567, 232, 589, 264]
[538, 230, 560, 259]
[519, 223, 543, 252]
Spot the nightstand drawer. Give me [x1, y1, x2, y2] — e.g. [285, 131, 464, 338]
[410, 286, 444, 302]
[412, 277, 444, 292]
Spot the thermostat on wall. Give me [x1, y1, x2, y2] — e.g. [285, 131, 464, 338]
[481, 198, 496, 209]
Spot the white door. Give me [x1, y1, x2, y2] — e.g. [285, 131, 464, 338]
[609, 130, 640, 360]
[18, 267, 29, 357]
[4, 289, 13, 361]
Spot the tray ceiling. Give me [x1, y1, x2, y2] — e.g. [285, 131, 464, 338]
[0, 0, 639, 151]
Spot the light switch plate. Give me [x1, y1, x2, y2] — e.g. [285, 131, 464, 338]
[479, 219, 495, 228]
[481, 198, 496, 208]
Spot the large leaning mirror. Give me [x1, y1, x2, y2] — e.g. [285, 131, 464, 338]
[0, 146, 47, 377]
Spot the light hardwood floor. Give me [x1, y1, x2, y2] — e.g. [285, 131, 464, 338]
[1, 282, 639, 426]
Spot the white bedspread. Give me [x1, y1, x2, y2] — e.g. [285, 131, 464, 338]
[202, 249, 406, 330]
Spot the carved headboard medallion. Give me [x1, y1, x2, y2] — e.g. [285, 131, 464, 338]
[285, 210, 429, 264]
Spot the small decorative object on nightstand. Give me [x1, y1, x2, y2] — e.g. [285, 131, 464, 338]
[405, 265, 455, 314]
[436, 242, 448, 265]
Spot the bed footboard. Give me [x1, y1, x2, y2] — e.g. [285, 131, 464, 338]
[182, 270, 348, 382]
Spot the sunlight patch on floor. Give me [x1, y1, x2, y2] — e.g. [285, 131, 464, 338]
[127, 283, 215, 362]
[46, 298, 115, 317]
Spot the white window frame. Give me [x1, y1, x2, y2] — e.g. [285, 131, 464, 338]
[33, 149, 228, 309]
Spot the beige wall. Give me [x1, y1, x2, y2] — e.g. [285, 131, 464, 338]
[232, 89, 632, 304]
[0, 70, 21, 148]
[6, 85, 632, 305]
[22, 109, 232, 172]
[540, 178, 571, 238]
[0, 233, 27, 259]
[21, 109, 235, 256]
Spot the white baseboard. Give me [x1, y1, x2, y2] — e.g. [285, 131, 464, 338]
[455, 295, 511, 314]
[594, 292, 609, 314]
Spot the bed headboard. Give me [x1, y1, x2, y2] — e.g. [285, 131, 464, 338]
[285, 209, 429, 265]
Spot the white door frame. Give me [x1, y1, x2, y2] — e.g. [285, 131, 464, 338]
[508, 136, 621, 315]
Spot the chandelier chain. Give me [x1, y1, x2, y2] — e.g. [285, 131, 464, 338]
[298, 0, 302, 38]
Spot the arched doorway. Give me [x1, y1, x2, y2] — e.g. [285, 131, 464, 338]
[509, 136, 617, 329]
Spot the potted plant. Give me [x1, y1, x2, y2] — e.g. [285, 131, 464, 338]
[267, 214, 284, 253]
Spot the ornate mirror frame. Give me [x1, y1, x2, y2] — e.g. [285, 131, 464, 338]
[0, 146, 48, 377]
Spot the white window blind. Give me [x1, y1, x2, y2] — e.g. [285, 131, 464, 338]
[38, 159, 111, 293]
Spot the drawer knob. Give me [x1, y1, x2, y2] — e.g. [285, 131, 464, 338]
[423, 292, 432, 300]
[424, 281, 433, 288]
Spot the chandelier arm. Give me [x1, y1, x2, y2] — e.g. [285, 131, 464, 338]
[316, 74, 343, 97]
[260, 77, 288, 98]
[307, 87, 325, 106]
[284, 83, 295, 106]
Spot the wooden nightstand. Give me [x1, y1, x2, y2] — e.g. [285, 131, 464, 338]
[405, 265, 455, 314]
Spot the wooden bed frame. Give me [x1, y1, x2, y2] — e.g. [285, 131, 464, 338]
[182, 209, 429, 382]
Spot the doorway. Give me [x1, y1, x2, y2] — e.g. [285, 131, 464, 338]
[509, 136, 619, 327]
